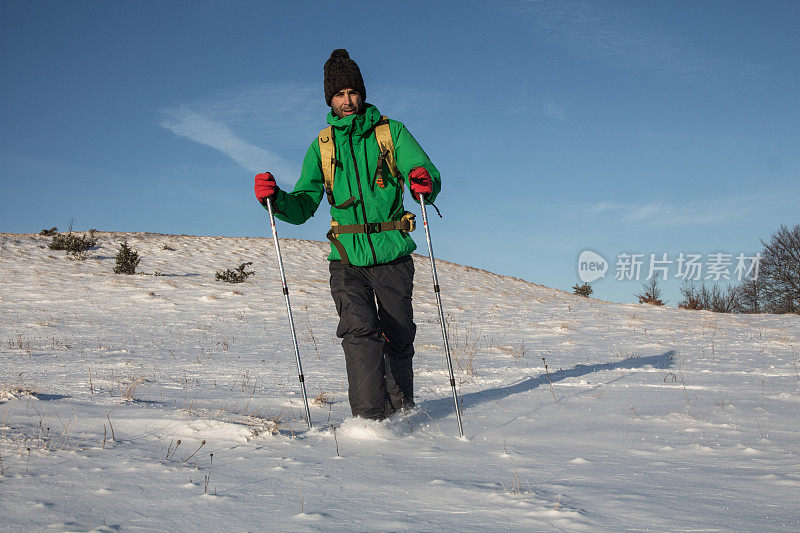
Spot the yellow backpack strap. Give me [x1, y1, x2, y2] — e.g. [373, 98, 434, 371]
[374, 116, 400, 180]
[318, 126, 336, 205]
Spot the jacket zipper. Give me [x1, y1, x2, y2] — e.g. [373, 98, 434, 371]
[349, 128, 378, 265]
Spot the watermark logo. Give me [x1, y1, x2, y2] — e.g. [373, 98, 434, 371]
[578, 250, 608, 283]
[613, 252, 760, 281]
[576, 250, 761, 283]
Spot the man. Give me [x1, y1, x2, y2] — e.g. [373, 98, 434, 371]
[254, 49, 441, 420]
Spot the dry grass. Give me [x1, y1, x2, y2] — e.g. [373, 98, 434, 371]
[302, 305, 322, 360]
[122, 376, 146, 402]
[93, 371, 151, 402]
[6, 334, 33, 351]
[499, 467, 534, 496]
[181, 393, 200, 417]
[444, 313, 482, 376]
[311, 391, 334, 406]
[0, 407, 78, 456]
[1, 387, 39, 401]
[239, 411, 284, 438]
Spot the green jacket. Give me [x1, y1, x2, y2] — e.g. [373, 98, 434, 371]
[270, 104, 441, 266]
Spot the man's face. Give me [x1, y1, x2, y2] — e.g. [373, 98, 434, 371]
[331, 88, 363, 118]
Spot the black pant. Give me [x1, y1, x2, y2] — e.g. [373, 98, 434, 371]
[329, 255, 416, 419]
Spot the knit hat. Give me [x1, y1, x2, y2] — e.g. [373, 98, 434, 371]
[323, 49, 366, 106]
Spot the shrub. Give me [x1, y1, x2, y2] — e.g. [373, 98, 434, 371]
[706, 284, 737, 313]
[572, 283, 593, 297]
[735, 276, 767, 314]
[677, 282, 704, 310]
[215, 262, 254, 283]
[49, 230, 98, 259]
[39, 226, 58, 236]
[636, 278, 664, 306]
[678, 281, 738, 312]
[114, 241, 140, 274]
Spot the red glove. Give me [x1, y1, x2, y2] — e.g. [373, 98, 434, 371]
[254, 172, 278, 204]
[409, 167, 433, 200]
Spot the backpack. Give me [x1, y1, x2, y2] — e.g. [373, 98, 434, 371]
[318, 115, 416, 266]
[318, 115, 401, 205]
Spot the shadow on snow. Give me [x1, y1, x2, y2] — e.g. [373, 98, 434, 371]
[417, 350, 676, 424]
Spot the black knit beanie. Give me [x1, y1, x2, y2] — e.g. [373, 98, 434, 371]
[323, 49, 366, 106]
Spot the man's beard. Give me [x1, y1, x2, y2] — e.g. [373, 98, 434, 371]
[337, 102, 362, 117]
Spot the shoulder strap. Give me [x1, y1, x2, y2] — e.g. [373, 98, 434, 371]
[374, 116, 400, 180]
[318, 126, 336, 195]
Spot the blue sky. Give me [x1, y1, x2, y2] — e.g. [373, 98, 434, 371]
[2, 1, 798, 303]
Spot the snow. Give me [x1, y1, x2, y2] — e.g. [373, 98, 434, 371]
[1, 231, 799, 531]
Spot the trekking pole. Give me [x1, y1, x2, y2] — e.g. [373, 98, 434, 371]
[419, 196, 464, 438]
[265, 198, 312, 430]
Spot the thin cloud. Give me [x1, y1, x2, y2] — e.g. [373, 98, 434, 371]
[509, 83, 568, 120]
[194, 82, 327, 149]
[161, 81, 451, 183]
[542, 102, 566, 120]
[369, 84, 457, 123]
[514, 0, 770, 85]
[160, 82, 324, 184]
[585, 195, 796, 227]
[161, 107, 297, 181]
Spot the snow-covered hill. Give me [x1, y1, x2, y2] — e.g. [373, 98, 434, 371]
[1, 231, 799, 531]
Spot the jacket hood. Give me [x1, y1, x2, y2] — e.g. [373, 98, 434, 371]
[326, 103, 382, 137]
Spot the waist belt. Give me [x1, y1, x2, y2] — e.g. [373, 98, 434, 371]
[327, 212, 416, 266]
[331, 219, 413, 235]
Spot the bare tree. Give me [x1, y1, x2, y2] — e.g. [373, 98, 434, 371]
[758, 224, 800, 314]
